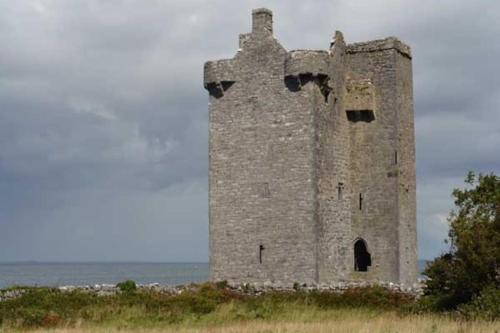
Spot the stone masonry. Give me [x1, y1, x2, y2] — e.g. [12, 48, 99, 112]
[204, 8, 417, 286]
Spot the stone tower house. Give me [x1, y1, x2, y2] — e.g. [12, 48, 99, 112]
[204, 8, 417, 285]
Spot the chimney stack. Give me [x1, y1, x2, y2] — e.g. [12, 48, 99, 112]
[252, 8, 273, 34]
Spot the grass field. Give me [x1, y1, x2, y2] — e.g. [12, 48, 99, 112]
[0, 284, 498, 332]
[23, 312, 500, 333]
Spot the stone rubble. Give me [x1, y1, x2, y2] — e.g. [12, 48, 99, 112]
[0, 279, 425, 302]
[226, 279, 425, 297]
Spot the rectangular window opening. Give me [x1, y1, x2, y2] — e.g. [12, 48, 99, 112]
[262, 183, 270, 198]
[346, 110, 375, 122]
[395, 151, 398, 165]
[359, 193, 363, 210]
[337, 182, 344, 200]
[259, 245, 265, 264]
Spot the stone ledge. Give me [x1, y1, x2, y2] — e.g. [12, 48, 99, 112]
[285, 50, 330, 77]
[226, 279, 425, 297]
[346, 37, 412, 59]
[203, 59, 235, 88]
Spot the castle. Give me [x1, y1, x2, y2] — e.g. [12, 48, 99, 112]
[204, 9, 417, 285]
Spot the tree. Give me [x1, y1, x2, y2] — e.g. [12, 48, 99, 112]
[423, 172, 500, 309]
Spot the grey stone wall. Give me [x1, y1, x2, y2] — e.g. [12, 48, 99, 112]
[343, 39, 416, 284]
[346, 46, 401, 282]
[205, 9, 417, 286]
[316, 31, 353, 282]
[395, 51, 418, 285]
[208, 9, 318, 285]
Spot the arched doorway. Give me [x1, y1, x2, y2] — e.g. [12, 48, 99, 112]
[354, 239, 371, 272]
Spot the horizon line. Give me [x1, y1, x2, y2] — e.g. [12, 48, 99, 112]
[0, 261, 210, 264]
[0, 259, 432, 264]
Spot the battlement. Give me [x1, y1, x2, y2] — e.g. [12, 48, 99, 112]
[285, 50, 330, 77]
[284, 50, 331, 98]
[346, 37, 412, 59]
[203, 59, 235, 98]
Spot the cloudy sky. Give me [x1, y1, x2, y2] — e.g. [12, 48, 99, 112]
[0, 0, 498, 262]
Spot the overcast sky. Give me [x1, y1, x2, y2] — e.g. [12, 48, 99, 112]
[0, 0, 499, 262]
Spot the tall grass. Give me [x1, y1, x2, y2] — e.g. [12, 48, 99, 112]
[23, 313, 500, 333]
[0, 283, 497, 331]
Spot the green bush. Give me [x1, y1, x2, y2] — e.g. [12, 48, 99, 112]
[116, 280, 137, 293]
[309, 286, 414, 310]
[215, 280, 228, 289]
[18, 308, 46, 327]
[0, 284, 417, 329]
[423, 172, 500, 311]
[458, 286, 500, 320]
[0, 288, 99, 328]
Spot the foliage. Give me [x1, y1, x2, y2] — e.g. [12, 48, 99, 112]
[423, 172, 500, 311]
[116, 280, 137, 293]
[0, 284, 413, 329]
[6, 311, 500, 333]
[307, 286, 414, 310]
[458, 286, 500, 320]
[0, 288, 101, 328]
[215, 280, 228, 290]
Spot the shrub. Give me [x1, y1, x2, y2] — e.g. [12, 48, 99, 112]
[310, 286, 414, 310]
[458, 286, 500, 320]
[116, 280, 137, 293]
[215, 280, 228, 289]
[0, 288, 99, 328]
[0, 284, 418, 329]
[423, 172, 500, 311]
[19, 308, 46, 327]
[41, 311, 61, 327]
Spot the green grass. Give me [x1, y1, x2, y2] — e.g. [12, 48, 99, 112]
[0, 283, 496, 331]
[0, 283, 414, 329]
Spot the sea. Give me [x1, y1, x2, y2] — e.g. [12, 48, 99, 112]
[0, 261, 428, 289]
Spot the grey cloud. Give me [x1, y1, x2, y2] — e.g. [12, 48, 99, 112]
[0, 0, 499, 261]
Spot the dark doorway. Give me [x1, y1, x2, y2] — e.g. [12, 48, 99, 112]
[354, 239, 371, 272]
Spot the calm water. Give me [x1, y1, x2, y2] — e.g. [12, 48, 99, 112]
[0, 261, 427, 289]
[0, 262, 209, 289]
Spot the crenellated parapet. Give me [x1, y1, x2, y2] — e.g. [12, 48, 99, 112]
[203, 59, 236, 98]
[204, 8, 276, 98]
[284, 50, 332, 100]
[285, 50, 330, 78]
